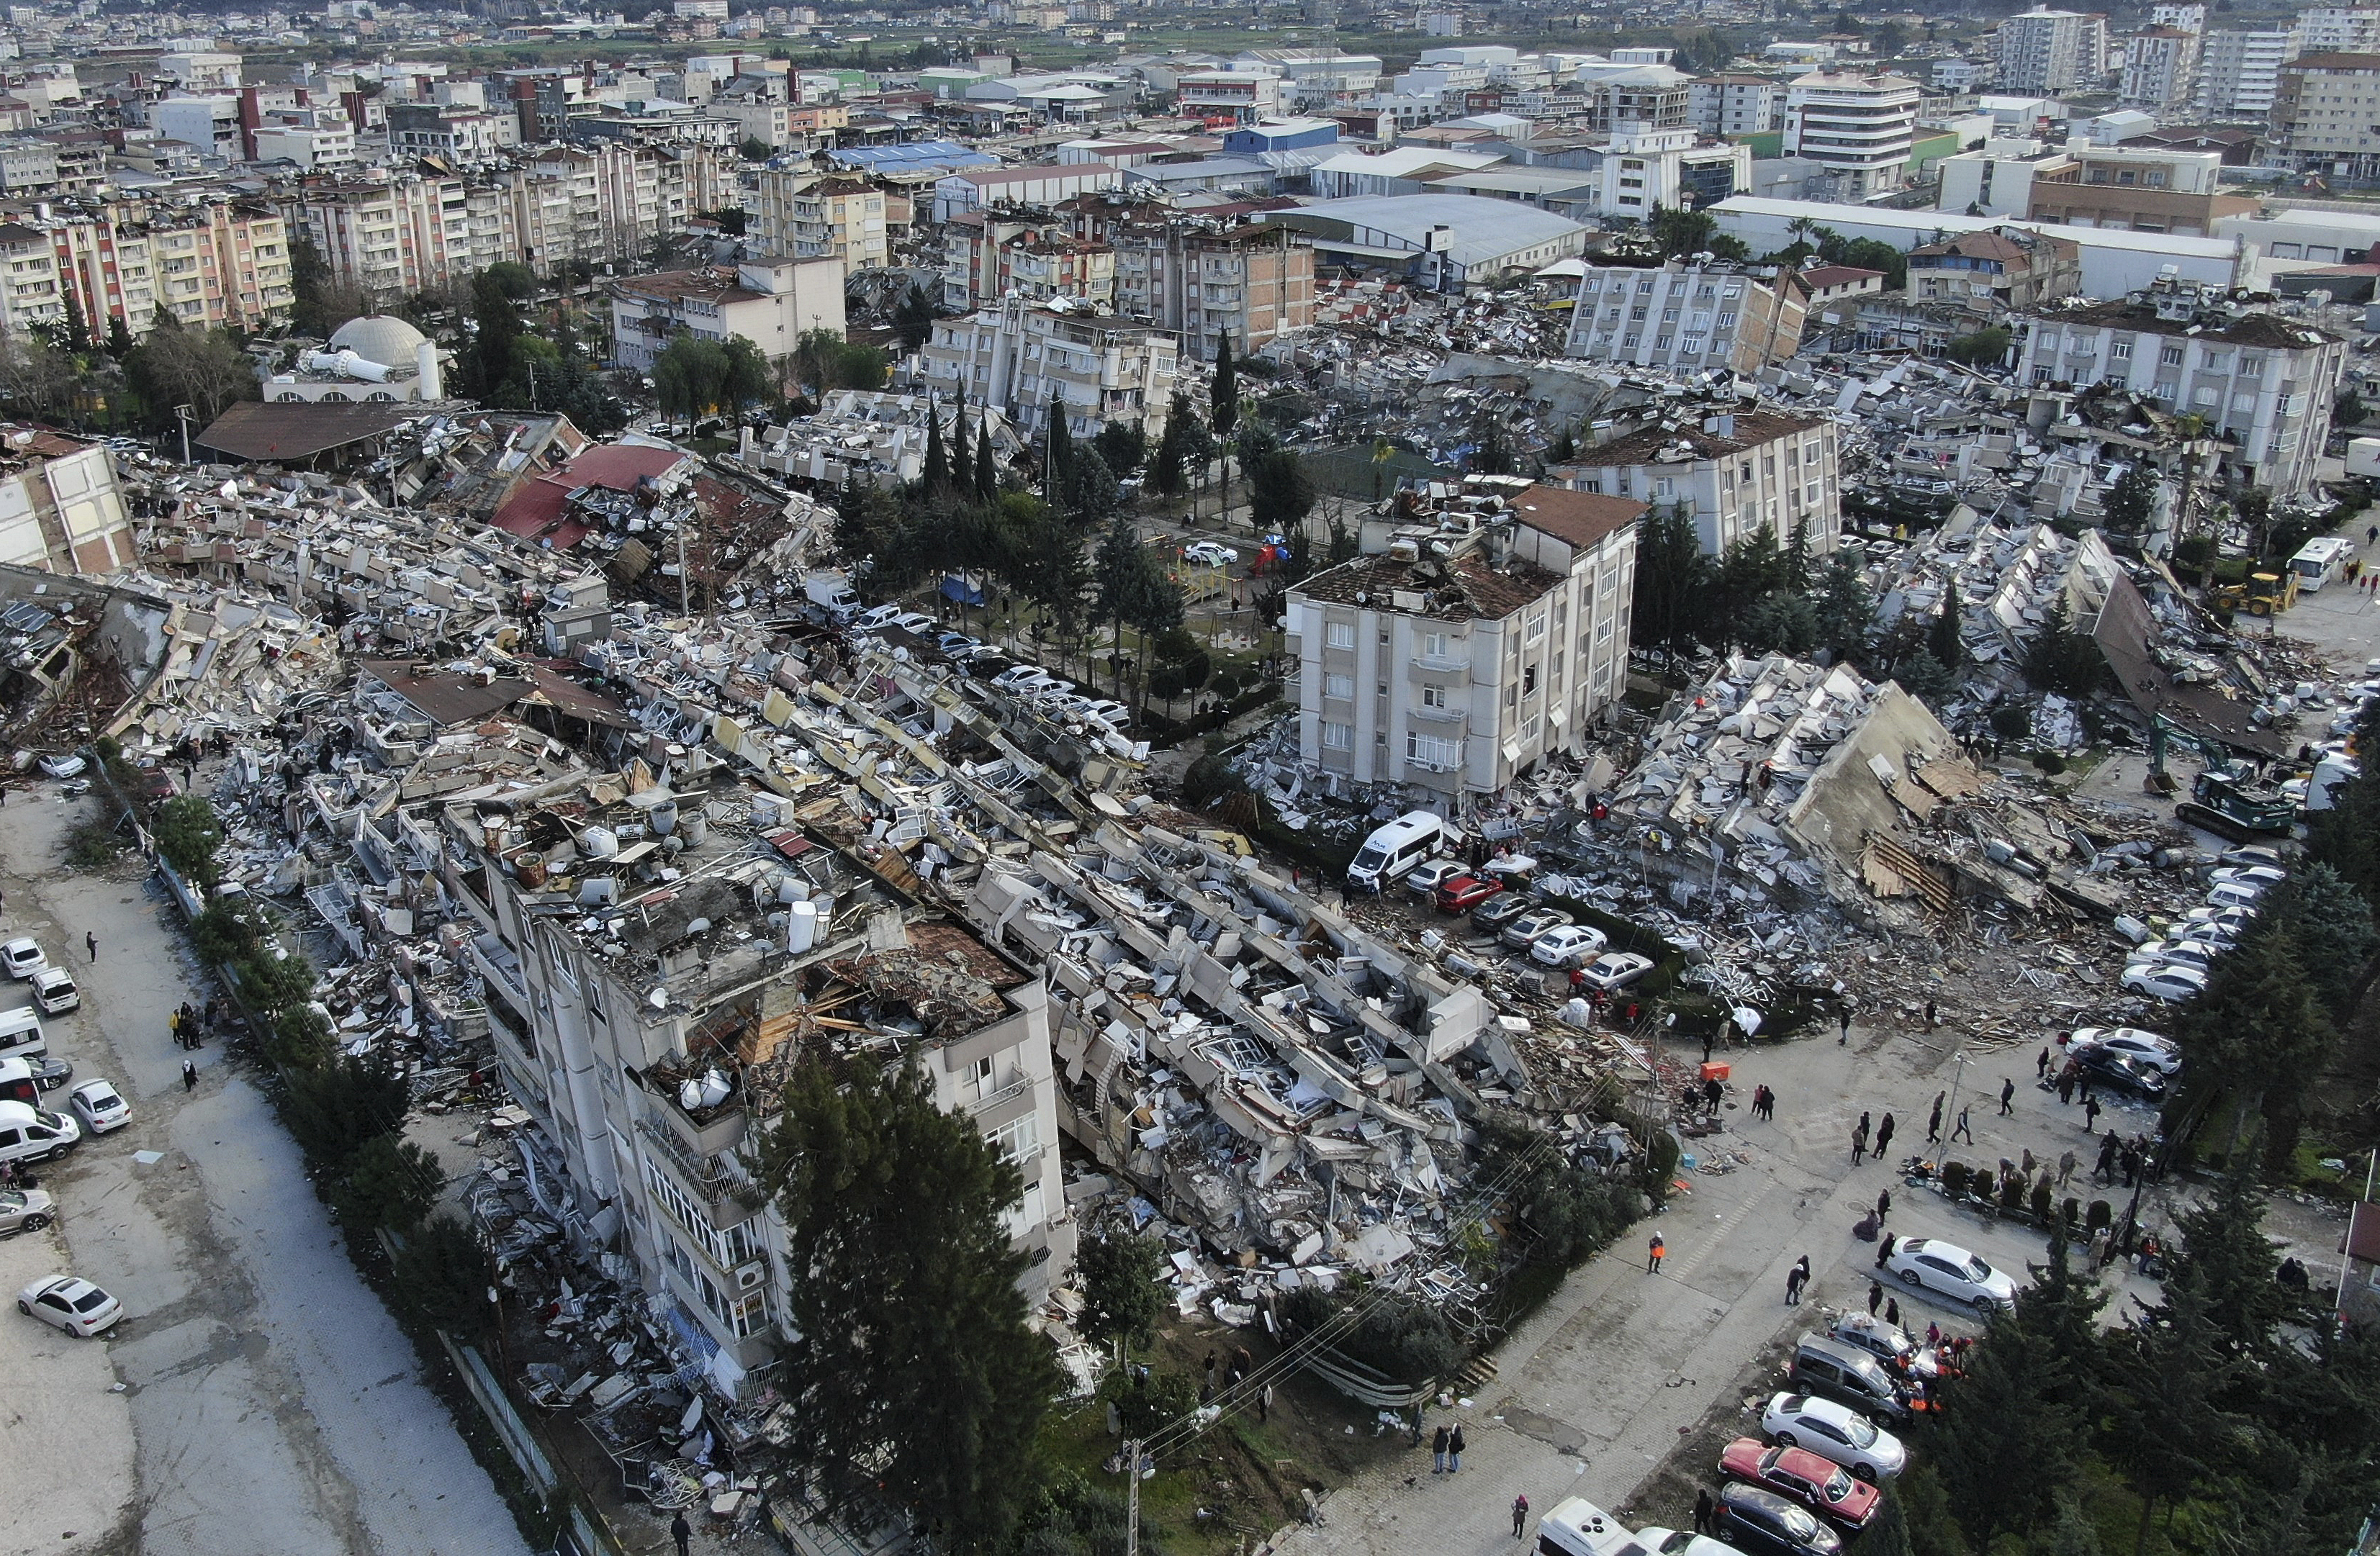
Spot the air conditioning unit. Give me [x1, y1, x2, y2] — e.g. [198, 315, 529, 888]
[734, 1259, 770, 1292]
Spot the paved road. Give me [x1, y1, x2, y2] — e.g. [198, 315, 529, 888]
[0, 789, 527, 1556]
[1272, 1015, 2174, 1556]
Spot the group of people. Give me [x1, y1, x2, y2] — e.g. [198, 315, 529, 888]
[168, 999, 215, 1051]
[1848, 1109, 1898, 1166]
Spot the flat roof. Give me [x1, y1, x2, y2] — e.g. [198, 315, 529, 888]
[1267, 193, 1587, 268]
[1710, 196, 2241, 259]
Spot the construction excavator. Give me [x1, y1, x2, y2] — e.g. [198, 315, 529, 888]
[2147, 713, 2297, 841]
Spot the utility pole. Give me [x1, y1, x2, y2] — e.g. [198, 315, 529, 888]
[1124, 1438, 1141, 1556]
[677, 505, 692, 619]
[175, 403, 194, 465]
[1942, 1049, 1970, 1149]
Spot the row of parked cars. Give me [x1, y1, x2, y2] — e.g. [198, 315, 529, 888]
[2116, 843, 2286, 1006]
[0, 936, 132, 1339]
[849, 605, 1136, 737]
[1399, 860, 1659, 992]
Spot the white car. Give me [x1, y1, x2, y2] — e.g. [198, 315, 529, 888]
[2126, 939, 2225, 974]
[2218, 843, 2286, 869]
[2209, 864, 2287, 891]
[991, 665, 1057, 692]
[17, 1275, 122, 1337]
[854, 603, 904, 630]
[1759, 1393, 1907, 1481]
[35, 753, 84, 780]
[1573, 951, 1656, 992]
[2121, 963, 2208, 1002]
[1406, 860, 1466, 898]
[2204, 881, 2269, 913]
[1181, 541, 1239, 567]
[30, 967, 76, 1014]
[1881, 1235, 2018, 1312]
[66, 1079, 128, 1134]
[2065, 1026, 2180, 1075]
[2179, 905, 2257, 941]
[1529, 924, 1610, 968]
[1079, 699, 1132, 730]
[1, 938, 46, 980]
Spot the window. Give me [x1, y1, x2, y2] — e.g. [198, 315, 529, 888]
[988, 1113, 1039, 1170]
[2159, 343, 2185, 366]
[1522, 664, 1538, 695]
[1325, 621, 1354, 649]
[1406, 730, 1461, 768]
[1422, 631, 1449, 659]
[1320, 720, 1353, 750]
[1525, 609, 1547, 643]
[1324, 672, 1354, 700]
[1421, 683, 1449, 708]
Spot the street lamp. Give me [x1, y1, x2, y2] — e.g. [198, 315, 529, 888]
[174, 403, 194, 465]
[1940, 1049, 1970, 1157]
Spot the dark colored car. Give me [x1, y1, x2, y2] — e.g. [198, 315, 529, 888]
[1788, 1335, 1916, 1425]
[1713, 1484, 1843, 1556]
[1470, 892, 1533, 935]
[1718, 1439, 1881, 1530]
[2078, 1046, 2168, 1100]
[1435, 874, 1507, 913]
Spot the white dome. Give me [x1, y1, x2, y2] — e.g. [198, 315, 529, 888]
[327, 315, 429, 370]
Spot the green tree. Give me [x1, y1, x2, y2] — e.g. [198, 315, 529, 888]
[104, 313, 134, 360]
[281, 1052, 410, 1171]
[1632, 503, 1712, 655]
[1918, 1308, 2083, 1548]
[1209, 333, 1238, 520]
[471, 270, 521, 397]
[975, 420, 998, 501]
[1148, 393, 1190, 497]
[2161, 1164, 2285, 1360]
[2021, 597, 2104, 696]
[2104, 1281, 2242, 1556]
[1245, 440, 1315, 536]
[329, 1133, 445, 1232]
[2168, 925, 2333, 1159]
[1075, 1233, 1165, 1352]
[755, 1057, 1061, 1552]
[1063, 445, 1121, 528]
[1813, 549, 1874, 664]
[1093, 419, 1145, 478]
[1926, 600, 1963, 671]
[739, 136, 774, 160]
[923, 402, 950, 493]
[482, 261, 538, 300]
[1045, 397, 1073, 498]
[2256, 861, 2376, 1016]
[1741, 590, 1818, 655]
[1944, 327, 2011, 368]
[390, 1214, 490, 1332]
[2101, 461, 2160, 537]
[153, 795, 225, 887]
[1649, 205, 1718, 259]
[2338, 388, 2366, 428]
[124, 321, 257, 429]
[894, 284, 937, 353]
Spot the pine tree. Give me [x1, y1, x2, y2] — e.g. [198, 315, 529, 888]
[1633, 504, 1713, 655]
[1813, 550, 1875, 667]
[975, 421, 996, 501]
[1919, 1308, 2083, 1549]
[2160, 1163, 2285, 1362]
[2104, 1281, 2240, 1556]
[921, 401, 948, 493]
[1927, 597, 1963, 671]
[105, 312, 134, 359]
[1044, 397, 1071, 497]
[1210, 331, 1238, 523]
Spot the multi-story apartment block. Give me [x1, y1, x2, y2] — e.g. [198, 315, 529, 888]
[2150, 4, 2206, 30]
[2014, 274, 2345, 495]
[387, 101, 520, 161]
[2293, 7, 2380, 54]
[917, 295, 1176, 440]
[2270, 51, 2380, 175]
[1996, 8, 2110, 93]
[609, 255, 848, 371]
[1286, 481, 1641, 796]
[0, 220, 63, 337]
[252, 106, 359, 170]
[2196, 30, 2294, 119]
[35, 200, 289, 338]
[1907, 227, 2083, 312]
[749, 171, 888, 275]
[1562, 413, 1839, 558]
[1178, 70, 1282, 122]
[1690, 75, 1782, 137]
[282, 173, 472, 301]
[1230, 48, 1384, 109]
[1102, 218, 1314, 361]
[1565, 260, 1809, 374]
[2120, 27, 2202, 112]
[0, 429, 135, 574]
[1782, 71, 1921, 196]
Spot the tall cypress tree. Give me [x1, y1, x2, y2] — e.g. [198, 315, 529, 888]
[1045, 396, 1071, 498]
[1210, 332, 1238, 523]
[975, 422, 996, 500]
[921, 399, 948, 493]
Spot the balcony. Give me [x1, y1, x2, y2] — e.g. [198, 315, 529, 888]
[636, 1111, 757, 1224]
[1411, 702, 1466, 723]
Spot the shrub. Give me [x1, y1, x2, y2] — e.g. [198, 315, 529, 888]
[269, 1005, 337, 1070]
[1988, 705, 2029, 739]
[153, 796, 225, 887]
[1339, 1293, 1461, 1385]
[391, 1214, 492, 1332]
[2030, 1181, 2054, 1222]
[1076, 1232, 1166, 1352]
[328, 1134, 445, 1232]
[2000, 1171, 2029, 1211]
[1641, 1128, 1681, 1199]
[2062, 1196, 2081, 1228]
[1103, 1366, 1197, 1437]
[235, 946, 318, 1015]
[281, 1051, 410, 1169]
[1941, 1161, 1970, 1198]
[2086, 1199, 2113, 1232]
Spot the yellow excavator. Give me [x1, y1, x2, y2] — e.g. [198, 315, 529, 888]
[2208, 571, 2298, 618]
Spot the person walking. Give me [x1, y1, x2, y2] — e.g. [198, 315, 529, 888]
[1852, 1112, 1871, 1164]
[671, 1511, 692, 1556]
[1785, 1258, 1808, 1306]
[1647, 1231, 1666, 1273]
[2095, 1131, 2120, 1182]
[1875, 1187, 1892, 1223]
[1867, 1279, 1883, 1316]
[85, 931, 96, 963]
[2057, 1067, 2077, 1106]
[1260, 1383, 1273, 1424]
[1703, 1075, 1723, 1119]
[1837, 1005, 1851, 1045]
[1952, 1105, 1974, 1144]
[1514, 1494, 1531, 1540]
[1885, 1297, 1901, 1330]
[1694, 1488, 1716, 1536]
[2058, 1148, 2078, 1189]
[1927, 1091, 1944, 1143]
[181, 1059, 197, 1092]
[1448, 1424, 1466, 1475]
[1875, 1113, 1896, 1159]
[1925, 1000, 1938, 1031]
[1998, 1077, 2016, 1116]
[2083, 1094, 2101, 1134]
[1433, 1424, 1450, 1474]
[2037, 1047, 2051, 1080]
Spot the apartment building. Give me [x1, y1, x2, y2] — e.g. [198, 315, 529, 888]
[1906, 227, 2082, 311]
[1690, 75, 1782, 137]
[388, 101, 521, 161]
[1178, 71, 1282, 122]
[1231, 48, 1384, 109]
[610, 255, 847, 371]
[252, 107, 359, 170]
[282, 173, 474, 300]
[2014, 274, 2345, 494]
[917, 295, 1176, 440]
[2270, 52, 2380, 176]
[0, 429, 135, 574]
[1286, 481, 1641, 796]
[1564, 260, 1809, 374]
[2293, 7, 2380, 54]
[2196, 30, 2294, 119]
[409, 769, 1072, 1368]
[1563, 412, 1839, 558]
[1104, 218, 1314, 361]
[2120, 27, 2202, 112]
[749, 171, 888, 275]
[1996, 9, 2111, 93]
[2024, 144, 2253, 233]
[144, 203, 293, 332]
[0, 221, 62, 337]
[1782, 71, 1921, 196]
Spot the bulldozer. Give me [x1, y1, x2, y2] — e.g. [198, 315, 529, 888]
[2208, 570, 2299, 618]
[2147, 714, 2297, 838]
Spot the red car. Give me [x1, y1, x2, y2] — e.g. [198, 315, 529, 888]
[1718, 1438, 1881, 1530]
[1433, 874, 1507, 913]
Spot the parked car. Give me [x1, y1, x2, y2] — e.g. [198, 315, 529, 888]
[1, 938, 47, 980]
[1788, 1334, 1915, 1424]
[1079, 699, 1132, 730]
[934, 631, 981, 656]
[24, 1054, 68, 1091]
[67, 1079, 128, 1135]
[2218, 843, 2287, 869]
[35, 752, 84, 780]
[1712, 1483, 1844, 1556]
[1528, 925, 1611, 969]
[2119, 963, 2207, 1002]
[1406, 860, 1466, 899]
[1821, 1313, 1939, 1381]
[1500, 907, 1574, 952]
[2178, 905, 2256, 942]
[1466, 889, 1529, 930]
[30, 967, 76, 1014]
[2209, 864, 2288, 891]
[1574, 951, 1657, 991]
[1759, 1393, 1908, 1481]
[854, 603, 905, 631]
[1435, 874, 1506, 914]
[2124, 939, 2225, 974]
[2075, 1046, 2168, 1100]
[1881, 1236, 2017, 1312]
[2064, 1027, 2179, 1075]
[2203, 881, 2270, 913]
[1718, 1439, 1881, 1531]
[17, 1275, 121, 1336]
[0, 1185, 53, 1236]
[0, 1100, 78, 1167]
[1181, 541, 1239, 567]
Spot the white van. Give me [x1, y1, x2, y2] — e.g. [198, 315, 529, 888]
[1536, 1498, 1646, 1556]
[1345, 810, 1450, 893]
[0, 1098, 78, 1167]
[0, 1007, 44, 1061]
[2289, 536, 2356, 593]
